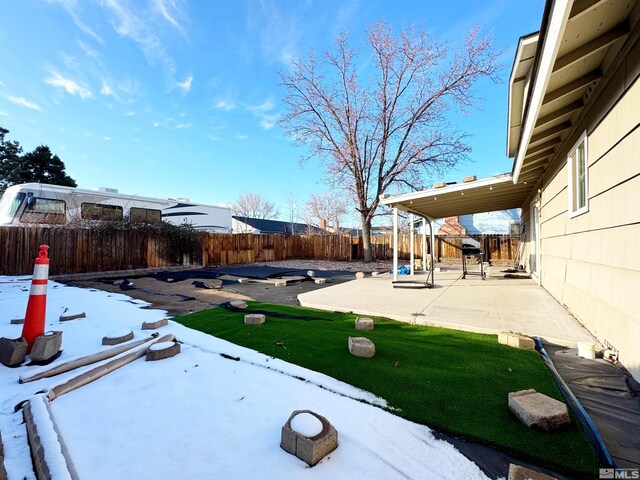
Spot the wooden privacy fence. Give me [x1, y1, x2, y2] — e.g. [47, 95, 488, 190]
[0, 226, 519, 275]
[368, 234, 519, 266]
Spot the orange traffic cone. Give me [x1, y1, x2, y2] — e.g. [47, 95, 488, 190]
[21, 245, 50, 353]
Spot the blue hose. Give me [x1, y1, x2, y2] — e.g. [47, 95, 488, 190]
[534, 337, 616, 468]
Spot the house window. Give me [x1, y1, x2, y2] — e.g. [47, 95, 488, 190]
[568, 131, 588, 217]
[81, 203, 123, 221]
[130, 207, 162, 224]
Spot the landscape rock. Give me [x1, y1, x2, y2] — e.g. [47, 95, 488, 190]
[348, 336, 375, 358]
[307, 270, 315, 278]
[355, 272, 365, 280]
[355, 318, 374, 331]
[229, 300, 248, 309]
[237, 278, 250, 284]
[434, 181, 446, 188]
[508, 389, 570, 431]
[244, 314, 265, 325]
[508, 463, 557, 480]
[462, 175, 477, 183]
[0, 336, 28, 367]
[498, 332, 535, 350]
[102, 330, 134, 346]
[371, 271, 380, 277]
[146, 341, 180, 361]
[314, 278, 326, 284]
[141, 319, 168, 330]
[274, 280, 287, 287]
[281, 410, 338, 466]
[30, 331, 62, 362]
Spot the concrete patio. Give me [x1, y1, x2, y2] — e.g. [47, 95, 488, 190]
[298, 268, 596, 347]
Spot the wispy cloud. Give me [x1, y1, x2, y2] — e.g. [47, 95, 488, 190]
[176, 75, 192, 94]
[124, 111, 136, 116]
[46, 0, 104, 43]
[213, 99, 236, 111]
[7, 96, 43, 111]
[103, 135, 112, 141]
[208, 134, 221, 141]
[0, 111, 8, 116]
[235, 133, 249, 140]
[45, 70, 93, 99]
[175, 122, 191, 129]
[246, 97, 279, 130]
[246, 3, 301, 66]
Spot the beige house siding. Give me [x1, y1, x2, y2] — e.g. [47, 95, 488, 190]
[526, 43, 640, 377]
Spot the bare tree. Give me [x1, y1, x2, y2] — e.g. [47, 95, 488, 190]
[279, 21, 501, 261]
[232, 193, 279, 220]
[305, 191, 348, 233]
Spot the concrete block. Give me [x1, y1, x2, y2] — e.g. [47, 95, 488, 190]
[10, 318, 24, 325]
[508, 389, 570, 431]
[141, 319, 168, 330]
[0, 336, 28, 367]
[355, 318, 374, 331]
[508, 464, 557, 480]
[355, 272, 365, 280]
[237, 278, 250, 284]
[244, 314, 265, 325]
[462, 175, 477, 183]
[434, 181, 446, 188]
[348, 336, 375, 358]
[274, 280, 287, 287]
[281, 410, 338, 466]
[59, 312, 86, 322]
[102, 330, 134, 345]
[314, 278, 327, 284]
[498, 332, 535, 350]
[229, 300, 248, 309]
[30, 331, 62, 362]
[146, 341, 180, 361]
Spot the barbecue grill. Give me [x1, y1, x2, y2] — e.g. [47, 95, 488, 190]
[461, 240, 486, 280]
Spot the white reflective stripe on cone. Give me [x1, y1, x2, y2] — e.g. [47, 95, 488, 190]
[33, 264, 49, 279]
[30, 284, 48, 296]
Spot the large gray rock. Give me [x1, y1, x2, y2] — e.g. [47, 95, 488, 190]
[30, 332, 62, 362]
[355, 318, 374, 331]
[141, 319, 168, 330]
[508, 463, 557, 480]
[281, 410, 338, 466]
[244, 314, 265, 325]
[348, 337, 375, 358]
[508, 389, 570, 431]
[498, 332, 535, 350]
[0, 337, 28, 367]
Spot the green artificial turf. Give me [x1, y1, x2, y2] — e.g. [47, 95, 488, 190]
[175, 302, 599, 477]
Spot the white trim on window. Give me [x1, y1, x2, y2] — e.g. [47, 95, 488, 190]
[567, 131, 589, 218]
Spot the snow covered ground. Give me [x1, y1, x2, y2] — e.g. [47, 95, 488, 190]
[0, 276, 489, 479]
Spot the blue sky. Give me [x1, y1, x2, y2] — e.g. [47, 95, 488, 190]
[0, 0, 544, 223]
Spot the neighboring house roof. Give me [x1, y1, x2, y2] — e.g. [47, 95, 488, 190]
[232, 216, 325, 234]
[381, 0, 636, 219]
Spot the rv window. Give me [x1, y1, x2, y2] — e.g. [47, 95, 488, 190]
[130, 207, 162, 224]
[0, 192, 26, 224]
[20, 198, 66, 224]
[81, 203, 124, 221]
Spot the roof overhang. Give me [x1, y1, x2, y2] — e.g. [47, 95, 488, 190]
[380, 174, 531, 219]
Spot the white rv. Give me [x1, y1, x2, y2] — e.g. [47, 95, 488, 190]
[0, 183, 232, 232]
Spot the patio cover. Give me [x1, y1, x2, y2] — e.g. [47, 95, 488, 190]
[379, 173, 532, 219]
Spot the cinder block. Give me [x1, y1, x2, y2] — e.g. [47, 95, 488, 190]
[508, 463, 557, 480]
[355, 318, 374, 331]
[102, 330, 134, 345]
[30, 332, 62, 362]
[244, 314, 265, 325]
[355, 272, 365, 280]
[498, 332, 535, 350]
[141, 319, 168, 330]
[348, 336, 375, 358]
[508, 389, 570, 431]
[0, 336, 28, 367]
[314, 278, 326, 284]
[281, 410, 338, 466]
[146, 341, 180, 361]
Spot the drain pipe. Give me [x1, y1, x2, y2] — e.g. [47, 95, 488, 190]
[534, 337, 616, 468]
